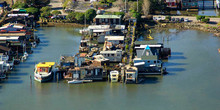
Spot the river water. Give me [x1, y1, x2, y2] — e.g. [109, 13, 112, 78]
[0, 27, 220, 110]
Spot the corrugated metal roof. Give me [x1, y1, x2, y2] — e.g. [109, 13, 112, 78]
[105, 36, 124, 41]
[88, 25, 110, 29]
[135, 41, 158, 45]
[0, 33, 25, 36]
[95, 15, 122, 19]
[141, 55, 158, 60]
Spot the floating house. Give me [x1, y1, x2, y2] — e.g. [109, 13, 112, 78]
[110, 70, 119, 82]
[8, 9, 29, 17]
[70, 66, 104, 80]
[60, 55, 75, 69]
[0, 23, 26, 33]
[105, 36, 124, 45]
[94, 15, 122, 25]
[135, 41, 171, 59]
[100, 49, 122, 62]
[93, 55, 110, 66]
[125, 66, 138, 84]
[0, 45, 11, 55]
[133, 55, 163, 75]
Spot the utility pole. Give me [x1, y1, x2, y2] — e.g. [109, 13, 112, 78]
[125, 0, 127, 13]
[84, 12, 86, 28]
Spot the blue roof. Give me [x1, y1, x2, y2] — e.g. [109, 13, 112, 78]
[145, 45, 150, 50]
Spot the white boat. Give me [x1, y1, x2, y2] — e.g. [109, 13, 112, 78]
[34, 62, 57, 83]
[68, 80, 83, 84]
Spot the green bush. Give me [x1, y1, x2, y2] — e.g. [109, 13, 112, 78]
[52, 10, 61, 16]
[26, 7, 39, 15]
[201, 18, 210, 23]
[75, 12, 85, 23]
[12, 2, 28, 9]
[196, 15, 205, 21]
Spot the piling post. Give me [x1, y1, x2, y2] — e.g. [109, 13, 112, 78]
[30, 75, 32, 86]
[56, 72, 59, 83]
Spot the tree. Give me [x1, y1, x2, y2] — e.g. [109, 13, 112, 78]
[26, 7, 39, 15]
[52, 10, 62, 16]
[132, 11, 141, 21]
[75, 12, 85, 22]
[66, 12, 76, 22]
[63, 0, 73, 9]
[85, 9, 97, 22]
[142, 0, 150, 16]
[29, 0, 50, 7]
[40, 6, 51, 12]
[12, 2, 28, 9]
[40, 6, 51, 17]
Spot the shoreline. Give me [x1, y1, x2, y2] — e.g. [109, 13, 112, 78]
[38, 22, 87, 28]
[155, 22, 220, 37]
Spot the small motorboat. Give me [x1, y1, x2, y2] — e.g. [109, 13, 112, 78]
[68, 80, 83, 84]
[218, 48, 220, 53]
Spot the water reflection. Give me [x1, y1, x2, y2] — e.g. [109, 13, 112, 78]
[141, 77, 162, 84]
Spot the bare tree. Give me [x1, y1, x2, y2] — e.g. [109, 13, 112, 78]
[142, 0, 150, 16]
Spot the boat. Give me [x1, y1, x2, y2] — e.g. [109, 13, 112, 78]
[218, 48, 220, 53]
[68, 79, 83, 84]
[34, 62, 57, 82]
[147, 34, 154, 40]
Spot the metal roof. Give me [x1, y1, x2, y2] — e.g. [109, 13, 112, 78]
[88, 25, 110, 30]
[95, 15, 122, 19]
[141, 55, 158, 60]
[135, 41, 159, 45]
[105, 36, 124, 41]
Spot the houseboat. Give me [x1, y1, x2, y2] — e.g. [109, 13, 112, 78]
[34, 62, 57, 82]
[125, 66, 138, 84]
[110, 70, 119, 82]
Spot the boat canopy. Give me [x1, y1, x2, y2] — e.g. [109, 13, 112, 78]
[36, 62, 55, 68]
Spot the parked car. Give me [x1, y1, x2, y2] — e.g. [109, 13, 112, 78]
[171, 18, 175, 22]
[181, 18, 184, 22]
[175, 18, 180, 22]
[184, 18, 189, 22]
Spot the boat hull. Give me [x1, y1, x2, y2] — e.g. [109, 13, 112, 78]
[68, 80, 83, 84]
[34, 73, 53, 83]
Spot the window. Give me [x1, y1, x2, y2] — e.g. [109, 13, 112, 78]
[154, 61, 156, 63]
[111, 54, 114, 56]
[147, 61, 150, 63]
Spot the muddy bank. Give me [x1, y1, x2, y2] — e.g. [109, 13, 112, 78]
[39, 22, 87, 28]
[155, 22, 220, 37]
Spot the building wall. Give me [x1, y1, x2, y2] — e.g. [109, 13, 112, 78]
[181, 0, 199, 9]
